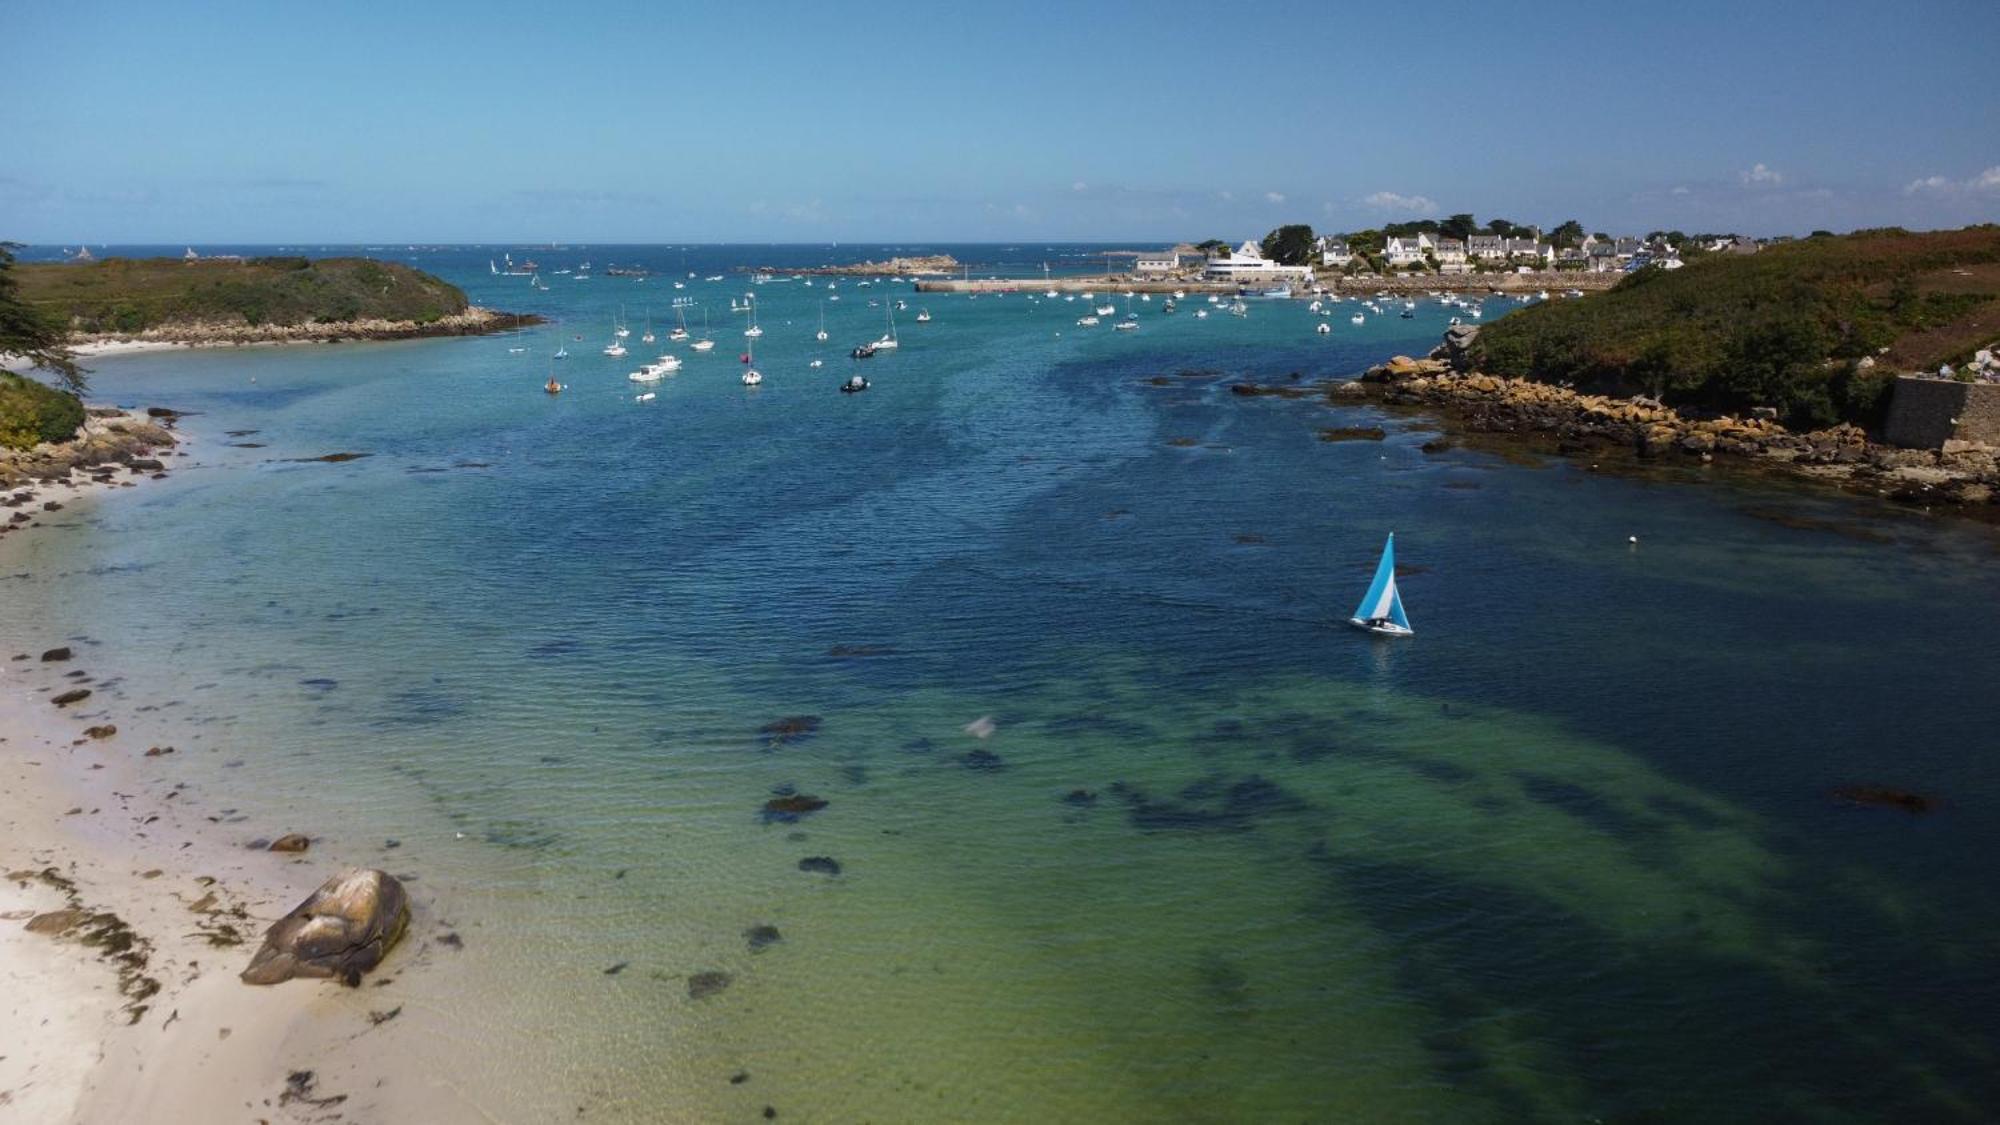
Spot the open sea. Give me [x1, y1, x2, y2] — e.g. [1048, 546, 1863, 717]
[6, 244, 2000, 1122]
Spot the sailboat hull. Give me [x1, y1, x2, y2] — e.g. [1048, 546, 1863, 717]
[1347, 618, 1415, 637]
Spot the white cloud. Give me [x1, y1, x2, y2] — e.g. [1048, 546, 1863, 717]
[1072, 181, 1088, 192]
[1360, 190, 1439, 215]
[1265, 191, 1286, 204]
[1741, 163, 1784, 187]
[1218, 190, 1235, 202]
[1670, 185, 1691, 196]
[1908, 166, 2000, 195]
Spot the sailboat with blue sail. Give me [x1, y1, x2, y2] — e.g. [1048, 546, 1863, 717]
[1349, 533, 1414, 636]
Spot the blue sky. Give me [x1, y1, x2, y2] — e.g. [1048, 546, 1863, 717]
[6, 0, 1997, 242]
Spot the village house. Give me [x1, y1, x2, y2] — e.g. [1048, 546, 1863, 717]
[1506, 238, 1553, 266]
[1466, 234, 1507, 261]
[1315, 236, 1354, 267]
[1433, 238, 1469, 273]
[1133, 250, 1181, 275]
[1383, 232, 1434, 267]
[1202, 241, 1316, 284]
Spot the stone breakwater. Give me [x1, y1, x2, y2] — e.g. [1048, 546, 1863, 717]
[72, 306, 540, 348]
[0, 406, 180, 497]
[1344, 356, 1999, 511]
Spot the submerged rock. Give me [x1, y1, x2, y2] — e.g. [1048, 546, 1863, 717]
[758, 715, 822, 744]
[1062, 789, 1099, 807]
[40, 646, 73, 662]
[960, 748, 1005, 772]
[797, 856, 842, 876]
[1318, 426, 1387, 443]
[745, 924, 783, 953]
[240, 868, 410, 987]
[50, 688, 91, 707]
[688, 970, 733, 1000]
[83, 724, 117, 740]
[1830, 785, 1941, 814]
[761, 794, 828, 824]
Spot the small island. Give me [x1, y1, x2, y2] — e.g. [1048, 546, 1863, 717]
[778, 254, 962, 277]
[14, 254, 539, 347]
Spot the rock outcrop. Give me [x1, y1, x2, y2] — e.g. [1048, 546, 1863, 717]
[241, 868, 410, 987]
[0, 407, 180, 488]
[1352, 354, 2000, 512]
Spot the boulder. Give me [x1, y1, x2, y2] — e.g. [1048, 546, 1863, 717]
[40, 646, 73, 662]
[268, 833, 311, 853]
[240, 868, 410, 987]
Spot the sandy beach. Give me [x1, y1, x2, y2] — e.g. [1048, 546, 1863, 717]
[0, 432, 468, 1124]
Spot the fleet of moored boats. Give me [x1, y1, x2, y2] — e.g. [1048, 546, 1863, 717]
[525, 266, 1433, 635]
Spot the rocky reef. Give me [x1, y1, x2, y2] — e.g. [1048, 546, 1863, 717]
[73, 306, 540, 348]
[1349, 347, 1998, 512]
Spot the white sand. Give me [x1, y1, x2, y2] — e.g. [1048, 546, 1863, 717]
[0, 472, 485, 1122]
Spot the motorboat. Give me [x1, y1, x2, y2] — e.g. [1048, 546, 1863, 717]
[840, 375, 870, 393]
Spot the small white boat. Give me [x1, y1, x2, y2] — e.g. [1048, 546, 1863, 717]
[1113, 320, 1137, 332]
[809, 358, 823, 368]
[1316, 322, 1331, 334]
[1349, 534, 1414, 637]
[1193, 309, 1209, 319]
[635, 392, 655, 402]
[554, 345, 568, 359]
[745, 325, 763, 338]
[815, 301, 829, 341]
[692, 338, 715, 352]
[1351, 313, 1365, 325]
[1077, 315, 1100, 326]
[914, 309, 931, 323]
[1094, 304, 1115, 316]
[603, 342, 627, 357]
[629, 367, 664, 383]
[742, 369, 763, 386]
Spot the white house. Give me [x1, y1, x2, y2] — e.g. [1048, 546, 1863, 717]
[1466, 234, 1507, 261]
[1383, 233, 1434, 267]
[1433, 238, 1469, 272]
[1506, 238, 1553, 266]
[1203, 241, 1315, 284]
[1316, 237, 1354, 267]
[1133, 251, 1180, 275]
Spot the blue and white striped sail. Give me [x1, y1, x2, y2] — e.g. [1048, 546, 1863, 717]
[1351, 534, 1411, 632]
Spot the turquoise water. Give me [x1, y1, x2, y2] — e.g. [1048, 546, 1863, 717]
[8, 247, 2000, 1121]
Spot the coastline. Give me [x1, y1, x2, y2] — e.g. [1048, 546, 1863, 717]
[913, 271, 1621, 295]
[0, 414, 466, 1123]
[56, 306, 540, 355]
[1318, 354, 2000, 517]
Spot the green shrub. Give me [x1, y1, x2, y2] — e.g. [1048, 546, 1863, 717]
[0, 372, 85, 451]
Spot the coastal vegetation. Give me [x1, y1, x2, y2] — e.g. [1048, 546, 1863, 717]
[14, 255, 472, 334]
[1, 243, 85, 449]
[1473, 226, 2000, 429]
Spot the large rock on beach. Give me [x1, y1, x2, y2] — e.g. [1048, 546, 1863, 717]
[241, 868, 411, 987]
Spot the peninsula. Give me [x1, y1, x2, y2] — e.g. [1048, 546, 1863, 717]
[14, 255, 538, 347]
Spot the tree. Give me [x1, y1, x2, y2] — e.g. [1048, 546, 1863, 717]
[1194, 239, 1230, 256]
[1440, 213, 1477, 241]
[0, 244, 84, 394]
[1549, 220, 1585, 248]
[1259, 224, 1316, 266]
[1487, 218, 1518, 238]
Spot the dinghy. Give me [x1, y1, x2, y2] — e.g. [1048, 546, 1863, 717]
[1348, 534, 1414, 636]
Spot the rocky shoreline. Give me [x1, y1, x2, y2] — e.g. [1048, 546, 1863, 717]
[1332, 351, 1998, 513]
[68, 305, 540, 349]
[0, 405, 182, 499]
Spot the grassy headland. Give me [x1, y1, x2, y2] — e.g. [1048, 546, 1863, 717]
[0, 371, 85, 450]
[1473, 226, 2000, 429]
[15, 255, 475, 334]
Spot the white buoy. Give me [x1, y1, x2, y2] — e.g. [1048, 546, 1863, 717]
[1628, 536, 1639, 544]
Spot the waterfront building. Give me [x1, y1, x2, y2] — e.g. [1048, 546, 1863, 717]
[1316, 237, 1354, 267]
[1134, 251, 1181, 275]
[1203, 241, 1316, 283]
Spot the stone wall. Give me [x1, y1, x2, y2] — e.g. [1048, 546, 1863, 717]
[1884, 377, 2000, 449]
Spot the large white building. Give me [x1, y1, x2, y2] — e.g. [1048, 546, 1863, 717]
[1133, 251, 1181, 274]
[1203, 241, 1315, 284]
